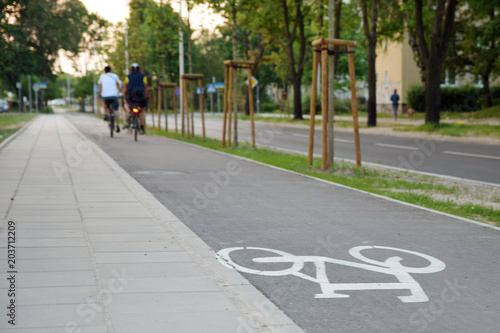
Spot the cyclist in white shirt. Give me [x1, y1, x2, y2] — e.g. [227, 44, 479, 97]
[98, 66, 121, 133]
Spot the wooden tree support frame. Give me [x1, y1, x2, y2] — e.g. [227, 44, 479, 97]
[181, 74, 205, 139]
[222, 60, 256, 148]
[157, 82, 178, 133]
[308, 38, 362, 169]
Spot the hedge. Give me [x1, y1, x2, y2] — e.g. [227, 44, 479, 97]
[407, 85, 500, 112]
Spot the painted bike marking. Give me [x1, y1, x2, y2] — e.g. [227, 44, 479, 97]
[217, 246, 446, 303]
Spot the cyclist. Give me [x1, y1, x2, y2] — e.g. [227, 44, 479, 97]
[98, 65, 121, 133]
[123, 63, 149, 134]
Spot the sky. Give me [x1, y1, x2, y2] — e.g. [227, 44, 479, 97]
[57, 0, 225, 74]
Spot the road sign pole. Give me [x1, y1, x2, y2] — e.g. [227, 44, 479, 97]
[16, 82, 21, 112]
[257, 85, 260, 113]
[210, 89, 213, 115]
[217, 89, 220, 113]
[28, 75, 32, 114]
[35, 90, 38, 113]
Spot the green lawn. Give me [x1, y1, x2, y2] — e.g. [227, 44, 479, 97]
[148, 128, 500, 227]
[0, 114, 36, 144]
[394, 122, 500, 139]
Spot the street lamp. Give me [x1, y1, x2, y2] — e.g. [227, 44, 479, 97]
[179, 0, 184, 130]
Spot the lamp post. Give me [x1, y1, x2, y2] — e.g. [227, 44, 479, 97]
[179, 0, 185, 132]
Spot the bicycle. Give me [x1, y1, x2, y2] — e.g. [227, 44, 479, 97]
[126, 106, 141, 141]
[103, 99, 116, 138]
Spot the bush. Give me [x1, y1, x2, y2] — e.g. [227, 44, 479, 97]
[407, 85, 425, 112]
[40, 106, 54, 114]
[302, 95, 366, 115]
[260, 102, 280, 113]
[407, 85, 500, 112]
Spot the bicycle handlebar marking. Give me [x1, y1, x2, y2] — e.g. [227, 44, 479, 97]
[216, 246, 446, 303]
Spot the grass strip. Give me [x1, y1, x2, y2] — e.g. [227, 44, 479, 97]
[0, 114, 36, 144]
[149, 128, 500, 227]
[394, 123, 500, 139]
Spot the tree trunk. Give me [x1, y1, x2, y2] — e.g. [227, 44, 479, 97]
[326, 0, 341, 167]
[367, 37, 377, 127]
[292, 73, 302, 120]
[161, 58, 166, 82]
[232, 5, 238, 146]
[361, 0, 378, 127]
[424, 57, 442, 123]
[414, 0, 458, 125]
[481, 73, 492, 108]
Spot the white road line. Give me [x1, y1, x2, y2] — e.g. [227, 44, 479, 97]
[375, 143, 419, 150]
[444, 151, 500, 160]
[292, 133, 309, 138]
[335, 138, 354, 143]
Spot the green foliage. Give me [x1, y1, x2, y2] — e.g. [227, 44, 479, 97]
[407, 85, 500, 112]
[260, 103, 280, 113]
[407, 85, 425, 112]
[40, 106, 54, 114]
[73, 75, 94, 98]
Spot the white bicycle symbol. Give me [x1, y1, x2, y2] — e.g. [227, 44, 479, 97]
[217, 246, 446, 303]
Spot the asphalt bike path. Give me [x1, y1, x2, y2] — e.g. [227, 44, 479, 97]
[0, 114, 302, 332]
[146, 114, 500, 184]
[70, 113, 500, 333]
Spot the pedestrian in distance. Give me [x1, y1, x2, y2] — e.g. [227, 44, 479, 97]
[391, 89, 400, 121]
[98, 66, 121, 133]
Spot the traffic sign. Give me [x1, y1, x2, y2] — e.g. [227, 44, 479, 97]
[175, 88, 180, 96]
[245, 76, 258, 89]
[214, 82, 225, 89]
[196, 87, 205, 94]
[16, 82, 21, 89]
[207, 84, 216, 93]
[33, 83, 48, 91]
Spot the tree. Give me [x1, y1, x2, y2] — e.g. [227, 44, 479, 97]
[128, 0, 156, 69]
[240, 0, 312, 120]
[454, 0, 500, 107]
[142, 0, 179, 81]
[409, 0, 458, 124]
[359, 0, 403, 127]
[20, 0, 91, 104]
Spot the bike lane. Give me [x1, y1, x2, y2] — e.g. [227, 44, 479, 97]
[70, 114, 500, 333]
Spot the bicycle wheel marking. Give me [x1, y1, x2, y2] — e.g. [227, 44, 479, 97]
[216, 246, 446, 303]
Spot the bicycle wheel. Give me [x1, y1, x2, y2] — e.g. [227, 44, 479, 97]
[109, 112, 114, 138]
[217, 247, 304, 276]
[348, 246, 446, 274]
[134, 115, 139, 141]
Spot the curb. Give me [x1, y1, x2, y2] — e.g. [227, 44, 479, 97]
[161, 135, 500, 233]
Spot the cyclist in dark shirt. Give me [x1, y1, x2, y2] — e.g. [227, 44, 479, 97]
[123, 63, 149, 134]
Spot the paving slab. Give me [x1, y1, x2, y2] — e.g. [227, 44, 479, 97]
[0, 115, 303, 332]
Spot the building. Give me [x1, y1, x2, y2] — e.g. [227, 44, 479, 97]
[375, 34, 494, 114]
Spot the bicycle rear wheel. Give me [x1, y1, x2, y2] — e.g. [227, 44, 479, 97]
[133, 115, 139, 141]
[109, 112, 114, 138]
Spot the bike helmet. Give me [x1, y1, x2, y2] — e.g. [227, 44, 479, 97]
[131, 63, 140, 71]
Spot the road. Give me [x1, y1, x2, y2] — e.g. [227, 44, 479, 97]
[145, 114, 500, 184]
[70, 113, 500, 333]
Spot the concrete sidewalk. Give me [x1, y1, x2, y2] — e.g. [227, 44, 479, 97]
[0, 115, 303, 332]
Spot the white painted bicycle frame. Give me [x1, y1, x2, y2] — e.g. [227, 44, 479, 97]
[217, 246, 446, 303]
